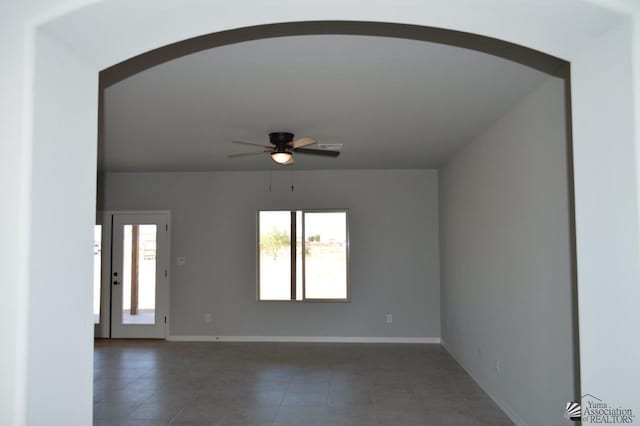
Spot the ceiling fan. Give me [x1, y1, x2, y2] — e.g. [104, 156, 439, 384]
[229, 132, 340, 165]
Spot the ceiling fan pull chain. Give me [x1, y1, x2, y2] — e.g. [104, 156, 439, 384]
[291, 167, 294, 192]
[269, 169, 272, 192]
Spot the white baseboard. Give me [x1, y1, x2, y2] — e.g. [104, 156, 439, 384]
[441, 339, 527, 426]
[168, 335, 441, 344]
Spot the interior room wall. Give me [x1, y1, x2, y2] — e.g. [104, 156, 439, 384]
[570, 20, 640, 413]
[99, 169, 440, 340]
[23, 32, 98, 425]
[439, 75, 575, 425]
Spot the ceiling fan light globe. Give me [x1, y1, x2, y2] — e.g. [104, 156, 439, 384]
[271, 151, 293, 165]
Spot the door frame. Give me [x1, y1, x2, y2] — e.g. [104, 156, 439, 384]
[95, 210, 171, 339]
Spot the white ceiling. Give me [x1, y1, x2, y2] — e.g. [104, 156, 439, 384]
[102, 34, 550, 172]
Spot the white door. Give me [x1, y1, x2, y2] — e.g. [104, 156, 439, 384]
[110, 213, 170, 339]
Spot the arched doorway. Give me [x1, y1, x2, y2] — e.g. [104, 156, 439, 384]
[7, 1, 638, 424]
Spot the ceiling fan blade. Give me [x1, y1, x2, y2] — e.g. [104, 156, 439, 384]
[288, 136, 317, 149]
[232, 140, 272, 148]
[294, 148, 340, 157]
[228, 150, 270, 158]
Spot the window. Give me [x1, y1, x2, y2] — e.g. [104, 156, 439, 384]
[93, 225, 102, 324]
[258, 210, 349, 301]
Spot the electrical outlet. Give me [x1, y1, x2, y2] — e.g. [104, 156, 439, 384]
[204, 313, 212, 323]
[386, 314, 393, 324]
[495, 360, 500, 373]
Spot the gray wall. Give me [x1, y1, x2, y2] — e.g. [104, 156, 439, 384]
[100, 169, 440, 338]
[439, 76, 576, 425]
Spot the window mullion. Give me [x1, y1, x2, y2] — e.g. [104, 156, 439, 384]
[290, 211, 296, 301]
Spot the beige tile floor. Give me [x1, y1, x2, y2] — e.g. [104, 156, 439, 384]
[93, 341, 513, 426]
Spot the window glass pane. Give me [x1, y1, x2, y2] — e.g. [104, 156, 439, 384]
[296, 211, 303, 301]
[304, 212, 348, 299]
[93, 225, 102, 324]
[122, 224, 157, 324]
[259, 211, 291, 300]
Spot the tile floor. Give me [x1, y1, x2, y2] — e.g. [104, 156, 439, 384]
[93, 340, 513, 426]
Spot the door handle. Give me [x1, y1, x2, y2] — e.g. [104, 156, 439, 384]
[113, 280, 120, 286]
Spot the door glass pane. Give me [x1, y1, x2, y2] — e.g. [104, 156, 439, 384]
[122, 224, 157, 324]
[259, 211, 291, 300]
[93, 225, 102, 324]
[304, 212, 348, 299]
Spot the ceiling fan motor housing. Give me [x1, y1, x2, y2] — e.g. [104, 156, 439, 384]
[269, 132, 295, 147]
